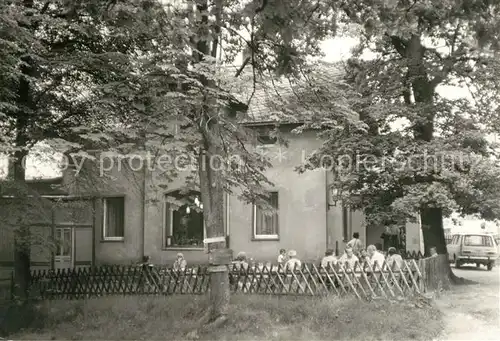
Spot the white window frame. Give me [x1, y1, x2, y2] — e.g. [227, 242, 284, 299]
[162, 200, 206, 250]
[252, 191, 279, 240]
[102, 197, 125, 241]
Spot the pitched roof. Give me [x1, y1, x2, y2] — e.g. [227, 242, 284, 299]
[223, 62, 345, 124]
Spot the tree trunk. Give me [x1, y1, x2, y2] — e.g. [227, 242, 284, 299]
[11, 150, 31, 300]
[192, 0, 230, 325]
[420, 207, 467, 284]
[199, 145, 230, 323]
[420, 207, 447, 256]
[402, 35, 465, 285]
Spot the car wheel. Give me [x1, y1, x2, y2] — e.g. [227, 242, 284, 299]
[487, 263, 493, 271]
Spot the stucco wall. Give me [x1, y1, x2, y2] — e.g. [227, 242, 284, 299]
[405, 216, 423, 252]
[55, 130, 422, 266]
[141, 129, 328, 264]
[228, 130, 327, 262]
[63, 156, 145, 265]
[142, 172, 215, 265]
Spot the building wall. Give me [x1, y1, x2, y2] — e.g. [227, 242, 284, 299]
[85, 128, 422, 265]
[62, 155, 145, 265]
[228, 130, 328, 262]
[141, 129, 329, 264]
[142, 172, 215, 265]
[405, 215, 423, 252]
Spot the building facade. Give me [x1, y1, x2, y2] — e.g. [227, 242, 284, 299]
[0, 126, 423, 271]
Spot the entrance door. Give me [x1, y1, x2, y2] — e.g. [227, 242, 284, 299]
[55, 227, 74, 269]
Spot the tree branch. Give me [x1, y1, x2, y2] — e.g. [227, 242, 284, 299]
[40, 1, 50, 14]
[429, 47, 467, 88]
[451, 21, 461, 54]
[211, 0, 222, 59]
[235, 57, 250, 77]
[388, 34, 408, 57]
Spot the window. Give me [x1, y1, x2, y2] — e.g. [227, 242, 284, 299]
[55, 228, 73, 257]
[163, 190, 205, 248]
[464, 235, 494, 247]
[451, 235, 459, 245]
[253, 191, 279, 240]
[257, 134, 277, 145]
[256, 127, 277, 145]
[103, 197, 125, 240]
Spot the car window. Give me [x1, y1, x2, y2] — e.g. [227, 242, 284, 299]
[464, 235, 493, 247]
[452, 235, 459, 244]
[485, 236, 495, 247]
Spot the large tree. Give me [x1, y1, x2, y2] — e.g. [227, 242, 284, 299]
[294, 0, 500, 281]
[86, 0, 339, 326]
[2, 0, 340, 323]
[0, 0, 174, 298]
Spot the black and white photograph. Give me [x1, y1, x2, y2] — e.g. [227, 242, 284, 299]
[0, 0, 499, 340]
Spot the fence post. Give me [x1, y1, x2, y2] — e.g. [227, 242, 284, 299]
[418, 258, 426, 292]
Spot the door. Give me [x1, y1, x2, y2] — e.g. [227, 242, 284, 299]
[54, 227, 74, 269]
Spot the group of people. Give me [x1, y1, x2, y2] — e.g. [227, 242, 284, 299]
[321, 244, 405, 271]
[170, 232, 435, 272]
[276, 233, 406, 272]
[319, 233, 404, 271]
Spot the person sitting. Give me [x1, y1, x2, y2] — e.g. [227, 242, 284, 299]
[359, 249, 369, 264]
[277, 248, 287, 265]
[232, 251, 249, 271]
[321, 249, 337, 269]
[338, 247, 359, 270]
[366, 244, 386, 270]
[285, 250, 302, 271]
[386, 247, 404, 271]
[173, 252, 187, 271]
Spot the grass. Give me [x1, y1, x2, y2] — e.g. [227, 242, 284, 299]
[4, 295, 443, 341]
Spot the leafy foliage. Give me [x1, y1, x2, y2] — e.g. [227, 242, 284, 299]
[56, 0, 340, 207]
[295, 0, 500, 230]
[0, 0, 339, 226]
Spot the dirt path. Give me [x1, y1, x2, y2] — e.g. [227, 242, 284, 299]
[434, 266, 500, 340]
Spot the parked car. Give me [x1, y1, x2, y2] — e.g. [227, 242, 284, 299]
[446, 233, 498, 270]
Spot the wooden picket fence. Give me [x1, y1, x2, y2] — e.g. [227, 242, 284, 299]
[28, 260, 424, 300]
[400, 250, 425, 260]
